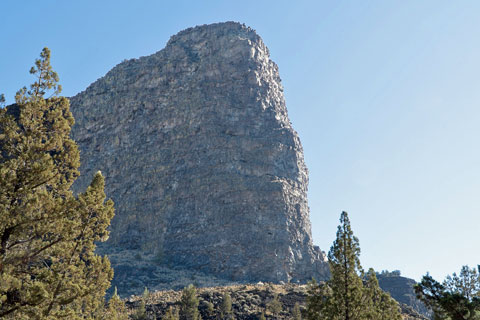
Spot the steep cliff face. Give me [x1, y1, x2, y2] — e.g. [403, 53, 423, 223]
[70, 22, 328, 285]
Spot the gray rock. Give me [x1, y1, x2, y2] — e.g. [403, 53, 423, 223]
[377, 273, 431, 318]
[70, 21, 329, 291]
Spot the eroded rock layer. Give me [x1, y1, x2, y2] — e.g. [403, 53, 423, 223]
[70, 22, 328, 285]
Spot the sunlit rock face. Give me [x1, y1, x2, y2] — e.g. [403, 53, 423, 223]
[70, 22, 328, 286]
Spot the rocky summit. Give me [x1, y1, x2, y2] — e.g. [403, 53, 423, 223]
[70, 22, 329, 291]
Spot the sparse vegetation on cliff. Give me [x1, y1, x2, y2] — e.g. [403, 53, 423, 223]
[179, 284, 201, 320]
[123, 282, 427, 320]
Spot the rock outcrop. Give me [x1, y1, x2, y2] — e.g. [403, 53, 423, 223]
[124, 283, 429, 320]
[70, 22, 328, 288]
[377, 273, 430, 318]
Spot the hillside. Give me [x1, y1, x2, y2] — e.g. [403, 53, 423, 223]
[124, 283, 428, 319]
[377, 273, 430, 318]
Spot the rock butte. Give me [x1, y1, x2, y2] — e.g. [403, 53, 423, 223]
[70, 22, 329, 290]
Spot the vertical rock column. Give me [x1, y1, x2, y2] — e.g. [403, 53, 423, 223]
[70, 22, 329, 283]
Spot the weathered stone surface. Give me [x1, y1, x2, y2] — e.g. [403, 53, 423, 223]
[124, 283, 428, 320]
[377, 273, 431, 318]
[70, 22, 328, 288]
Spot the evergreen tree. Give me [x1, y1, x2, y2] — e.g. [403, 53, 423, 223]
[266, 293, 282, 317]
[220, 292, 234, 319]
[143, 287, 151, 300]
[104, 287, 129, 320]
[132, 301, 147, 320]
[205, 301, 214, 317]
[292, 302, 302, 320]
[306, 211, 401, 320]
[305, 279, 332, 319]
[179, 284, 200, 320]
[415, 266, 480, 320]
[132, 286, 149, 320]
[164, 306, 180, 320]
[0, 48, 114, 318]
[444, 266, 480, 302]
[326, 211, 365, 320]
[364, 268, 402, 320]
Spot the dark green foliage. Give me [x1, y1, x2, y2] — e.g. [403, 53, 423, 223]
[364, 268, 402, 320]
[206, 301, 214, 316]
[267, 293, 282, 317]
[132, 300, 147, 320]
[321, 211, 365, 320]
[0, 48, 115, 319]
[105, 287, 129, 320]
[179, 284, 200, 320]
[444, 266, 480, 301]
[305, 211, 401, 320]
[415, 266, 480, 320]
[305, 279, 331, 319]
[132, 287, 150, 320]
[378, 270, 401, 277]
[220, 292, 234, 319]
[292, 302, 302, 320]
[164, 306, 180, 320]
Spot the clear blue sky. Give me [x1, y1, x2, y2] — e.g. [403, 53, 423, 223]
[1, 1, 479, 281]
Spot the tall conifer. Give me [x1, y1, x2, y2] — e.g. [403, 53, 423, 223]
[220, 292, 234, 319]
[0, 48, 114, 319]
[179, 284, 200, 320]
[306, 211, 401, 320]
[364, 268, 402, 320]
[415, 265, 480, 319]
[327, 211, 365, 320]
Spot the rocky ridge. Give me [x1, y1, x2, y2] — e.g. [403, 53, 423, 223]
[70, 22, 329, 291]
[377, 273, 430, 318]
[124, 283, 429, 320]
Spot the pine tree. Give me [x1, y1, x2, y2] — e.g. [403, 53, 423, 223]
[306, 211, 401, 320]
[292, 302, 302, 320]
[220, 292, 234, 319]
[364, 268, 401, 320]
[266, 293, 282, 317]
[444, 266, 480, 301]
[205, 301, 214, 317]
[131, 286, 149, 320]
[326, 211, 365, 320]
[179, 284, 200, 320]
[132, 300, 147, 320]
[305, 278, 332, 319]
[415, 266, 480, 320]
[0, 48, 114, 318]
[164, 306, 180, 320]
[104, 287, 129, 320]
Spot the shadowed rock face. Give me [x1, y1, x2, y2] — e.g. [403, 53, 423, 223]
[70, 22, 328, 284]
[377, 274, 430, 318]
